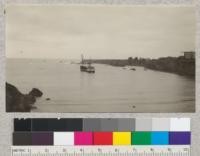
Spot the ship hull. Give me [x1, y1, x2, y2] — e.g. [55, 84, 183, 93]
[80, 65, 95, 73]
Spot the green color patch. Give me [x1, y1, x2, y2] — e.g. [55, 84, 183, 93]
[131, 132, 151, 145]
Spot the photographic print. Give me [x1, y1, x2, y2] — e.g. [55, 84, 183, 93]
[6, 5, 195, 112]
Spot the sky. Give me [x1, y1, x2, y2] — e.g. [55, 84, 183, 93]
[6, 5, 195, 59]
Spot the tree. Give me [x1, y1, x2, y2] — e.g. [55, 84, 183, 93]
[128, 57, 133, 65]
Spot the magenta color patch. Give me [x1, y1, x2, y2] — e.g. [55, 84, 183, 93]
[74, 132, 93, 145]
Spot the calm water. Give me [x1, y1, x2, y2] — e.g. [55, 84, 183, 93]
[6, 59, 195, 112]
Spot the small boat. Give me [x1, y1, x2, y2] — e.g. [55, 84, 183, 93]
[130, 67, 136, 71]
[122, 66, 136, 71]
[80, 54, 95, 73]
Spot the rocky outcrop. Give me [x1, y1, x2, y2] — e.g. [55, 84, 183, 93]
[29, 88, 43, 97]
[6, 83, 43, 112]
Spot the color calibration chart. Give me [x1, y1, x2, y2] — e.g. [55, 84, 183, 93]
[12, 118, 191, 156]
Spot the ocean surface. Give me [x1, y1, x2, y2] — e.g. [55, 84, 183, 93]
[6, 59, 195, 112]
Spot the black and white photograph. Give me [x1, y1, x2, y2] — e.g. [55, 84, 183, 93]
[6, 5, 195, 112]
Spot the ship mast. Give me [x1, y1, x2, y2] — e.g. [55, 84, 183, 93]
[81, 54, 84, 64]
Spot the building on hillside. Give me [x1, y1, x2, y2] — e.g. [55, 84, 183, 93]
[183, 51, 195, 59]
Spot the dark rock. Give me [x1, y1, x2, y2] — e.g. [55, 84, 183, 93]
[29, 88, 43, 97]
[46, 98, 51, 101]
[31, 106, 37, 109]
[6, 82, 43, 112]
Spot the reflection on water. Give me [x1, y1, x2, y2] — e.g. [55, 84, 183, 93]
[6, 59, 195, 112]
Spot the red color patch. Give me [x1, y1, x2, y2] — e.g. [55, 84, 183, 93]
[93, 132, 113, 145]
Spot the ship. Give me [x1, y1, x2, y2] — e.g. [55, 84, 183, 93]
[80, 54, 95, 73]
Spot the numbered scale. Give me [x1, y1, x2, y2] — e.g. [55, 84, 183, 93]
[11, 145, 190, 156]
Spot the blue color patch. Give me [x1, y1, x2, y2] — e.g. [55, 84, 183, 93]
[151, 132, 169, 145]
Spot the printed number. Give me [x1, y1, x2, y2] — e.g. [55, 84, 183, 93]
[150, 148, 154, 152]
[98, 148, 102, 153]
[168, 148, 172, 152]
[183, 148, 189, 151]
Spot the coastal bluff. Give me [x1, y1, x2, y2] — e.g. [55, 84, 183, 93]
[6, 83, 43, 112]
[89, 52, 195, 77]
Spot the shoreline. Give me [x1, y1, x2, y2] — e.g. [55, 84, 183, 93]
[86, 56, 195, 77]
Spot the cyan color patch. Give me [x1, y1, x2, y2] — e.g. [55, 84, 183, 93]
[151, 132, 169, 145]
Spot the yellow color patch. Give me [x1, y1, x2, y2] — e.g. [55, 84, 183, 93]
[113, 132, 131, 145]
